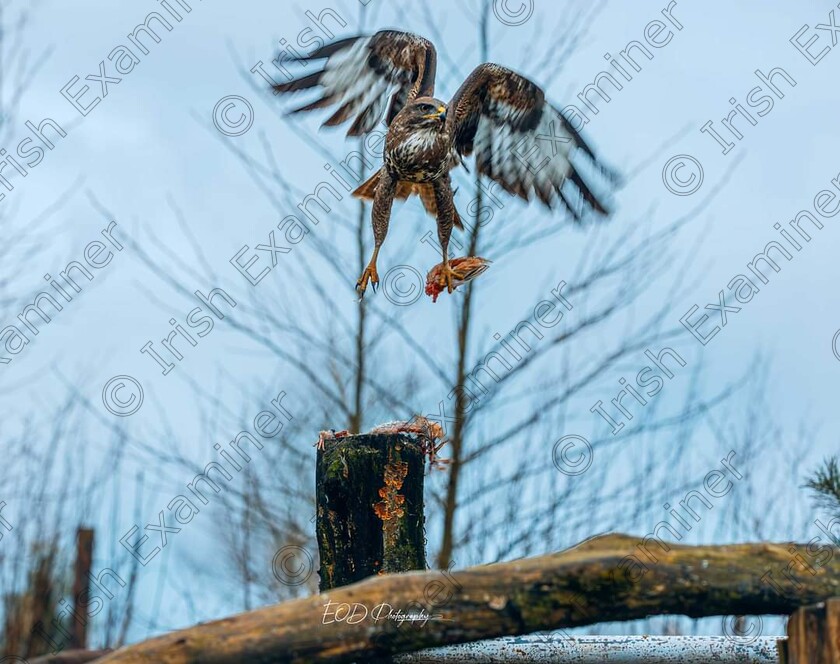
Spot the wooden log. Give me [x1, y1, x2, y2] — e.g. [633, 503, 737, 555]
[316, 432, 426, 590]
[70, 528, 95, 650]
[30, 650, 111, 664]
[783, 598, 840, 663]
[91, 534, 840, 664]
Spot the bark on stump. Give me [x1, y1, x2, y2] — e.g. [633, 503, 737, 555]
[779, 598, 840, 663]
[316, 432, 426, 591]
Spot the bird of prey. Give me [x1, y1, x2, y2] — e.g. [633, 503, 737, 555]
[273, 30, 617, 297]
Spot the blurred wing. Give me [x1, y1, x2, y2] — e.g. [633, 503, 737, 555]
[447, 63, 617, 218]
[273, 30, 437, 136]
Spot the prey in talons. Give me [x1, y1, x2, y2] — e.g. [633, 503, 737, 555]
[313, 416, 450, 470]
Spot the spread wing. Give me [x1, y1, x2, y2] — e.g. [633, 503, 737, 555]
[273, 30, 437, 136]
[447, 63, 617, 218]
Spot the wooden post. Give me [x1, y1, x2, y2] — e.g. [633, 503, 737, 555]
[316, 432, 426, 591]
[70, 528, 94, 650]
[780, 598, 840, 664]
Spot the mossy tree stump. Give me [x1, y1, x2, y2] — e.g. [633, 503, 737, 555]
[316, 432, 426, 591]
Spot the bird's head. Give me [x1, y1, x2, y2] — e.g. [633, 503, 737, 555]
[408, 97, 447, 128]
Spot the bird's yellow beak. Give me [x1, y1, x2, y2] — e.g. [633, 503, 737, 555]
[423, 106, 447, 120]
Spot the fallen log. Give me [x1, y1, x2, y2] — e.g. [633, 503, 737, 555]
[92, 534, 840, 664]
[30, 650, 111, 663]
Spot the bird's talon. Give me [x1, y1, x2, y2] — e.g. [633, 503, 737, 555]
[356, 264, 380, 298]
[437, 265, 456, 294]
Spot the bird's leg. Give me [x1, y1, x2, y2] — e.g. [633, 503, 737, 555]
[433, 176, 457, 293]
[357, 169, 396, 297]
[357, 246, 380, 295]
[438, 248, 455, 294]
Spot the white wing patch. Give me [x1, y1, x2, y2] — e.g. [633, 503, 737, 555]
[299, 36, 414, 134]
[318, 39, 390, 130]
[471, 100, 599, 214]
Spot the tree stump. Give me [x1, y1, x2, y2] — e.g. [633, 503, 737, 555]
[780, 598, 840, 663]
[316, 432, 426, 591]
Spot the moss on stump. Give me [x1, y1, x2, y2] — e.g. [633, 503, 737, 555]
[316, 432, 426, 591]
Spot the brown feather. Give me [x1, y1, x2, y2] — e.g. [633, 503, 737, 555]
[273, 71, 323, 94]
[569, 170, 608, 215]
[273, 30, 438, 137]
[354, 172, 463, 229]
[301, 36, 361, 61]
[446, 62, 615, 217]
[290, 93, 339, 114]
[352, 170, 382, 200]
[323, 100, 359, 127]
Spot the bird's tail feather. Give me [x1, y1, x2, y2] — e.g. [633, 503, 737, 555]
[352, 170, 463, 229]
[352, 169, 381, 201]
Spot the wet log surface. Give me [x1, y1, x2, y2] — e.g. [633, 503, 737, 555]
[30, 650, 111, 663]
[91, 534, 840, 663]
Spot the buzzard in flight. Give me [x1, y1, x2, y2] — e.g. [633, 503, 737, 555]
[274, 30, 616, 297]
